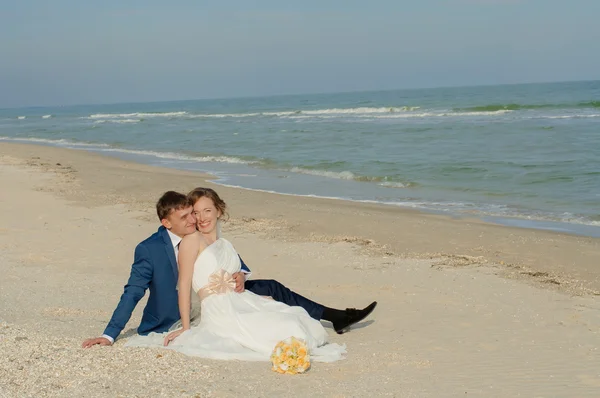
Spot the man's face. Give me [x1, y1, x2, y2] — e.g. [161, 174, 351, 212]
[161, 206, 196, 237]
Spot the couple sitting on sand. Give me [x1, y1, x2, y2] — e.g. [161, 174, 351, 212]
[82, 188, 377, 362]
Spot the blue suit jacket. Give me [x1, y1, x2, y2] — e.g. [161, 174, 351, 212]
[103, 226, 250, 340]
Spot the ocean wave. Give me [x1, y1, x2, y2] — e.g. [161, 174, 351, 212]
[361, 110, 511, 118]
[188, 112, 262, 118]
[281, 110, 511, 121]
[374, 200, 600, 227]
[17, 116, 26, 120]
[0, 136, 111, 148]
[479, 211, 600, 228]
[543, 114, 600, 119]
[87, 111, 188, 119]
[457, 101, 600, 112]
[294, 106, 422, 115]
[379, 181, 409, 188]
[42, 114, 53, 119]
[288, 166, 411, 186]
[211, 182, 353, 203]
[0, 136, 266, 166]
[555, 215, 600, 227]
[195, 107, 423, 118]
[94, 119, 140, 124]
[77, 106, 520, 121]
[457, 103, 555, 112]
[578, 101, 600, 108]
[289, 167, 357, 180]
[84, 107, 425, 120]
[95, 148, 259, 165]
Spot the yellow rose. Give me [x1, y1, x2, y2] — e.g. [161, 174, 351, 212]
[270, 337, 311, 374]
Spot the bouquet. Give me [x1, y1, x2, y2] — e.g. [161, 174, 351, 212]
[270, 336, 311, 374]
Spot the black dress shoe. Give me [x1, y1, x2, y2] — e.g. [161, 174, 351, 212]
[333, 301, 377, 334]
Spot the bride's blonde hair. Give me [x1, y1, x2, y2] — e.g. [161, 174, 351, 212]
[187, 187, 229, 221]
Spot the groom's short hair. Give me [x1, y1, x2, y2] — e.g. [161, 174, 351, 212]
[156, 191, 193, 221]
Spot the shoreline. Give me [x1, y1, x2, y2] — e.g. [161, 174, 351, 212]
[2, 141, 600, 396]
[2, 137, 600, 239]
[215, 180, 600, 239]
[1, 141, 599, 294]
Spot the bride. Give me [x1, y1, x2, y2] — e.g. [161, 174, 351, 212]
[125, 188, 346, 362]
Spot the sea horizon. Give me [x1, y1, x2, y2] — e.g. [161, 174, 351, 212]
[3, 78, 599, 110]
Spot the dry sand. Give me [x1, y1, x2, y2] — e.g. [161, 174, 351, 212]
[1, 142, 599, 397]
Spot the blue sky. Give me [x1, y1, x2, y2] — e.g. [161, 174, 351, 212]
[1, 0, 599, 107]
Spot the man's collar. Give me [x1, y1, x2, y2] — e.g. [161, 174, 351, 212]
[166, 229, 182, 248]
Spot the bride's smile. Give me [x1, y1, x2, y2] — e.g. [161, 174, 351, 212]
[193, 196, 222, 237]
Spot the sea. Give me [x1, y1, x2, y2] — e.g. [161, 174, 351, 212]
[2, 80, 600, 237]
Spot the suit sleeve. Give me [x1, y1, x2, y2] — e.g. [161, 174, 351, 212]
[103, 243, 153, 340]
[239, 255, 252, 280]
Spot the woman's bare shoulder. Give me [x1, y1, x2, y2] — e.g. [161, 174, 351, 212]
[180, 232, 207, 250]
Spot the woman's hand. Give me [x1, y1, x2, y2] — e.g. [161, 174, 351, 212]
[163, 328, 187, 346]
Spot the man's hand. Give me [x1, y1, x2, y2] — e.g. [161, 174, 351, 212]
[232, 272, 245, 293]
[82, 337, 112, 348]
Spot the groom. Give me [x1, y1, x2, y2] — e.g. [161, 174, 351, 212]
[82, 191, 376, 348]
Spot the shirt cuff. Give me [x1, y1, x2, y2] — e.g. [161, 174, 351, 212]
[242, 270, 251, 281]
[102, 334, 115, 344]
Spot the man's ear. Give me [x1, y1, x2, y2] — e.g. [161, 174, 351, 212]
[161, 218, 171, 230]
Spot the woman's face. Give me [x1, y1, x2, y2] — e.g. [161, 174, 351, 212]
[193, 196, 222, 235]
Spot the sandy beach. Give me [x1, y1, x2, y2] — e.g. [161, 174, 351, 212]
[1, 142, 599, 397]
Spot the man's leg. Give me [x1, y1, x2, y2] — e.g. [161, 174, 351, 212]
[244, 279, 324, 320]
[245, 279, 377, 334]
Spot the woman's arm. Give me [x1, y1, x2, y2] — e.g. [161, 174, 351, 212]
[164, 233, 203, 345]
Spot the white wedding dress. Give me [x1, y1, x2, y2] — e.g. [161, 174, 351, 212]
[125, 238, 346, 362]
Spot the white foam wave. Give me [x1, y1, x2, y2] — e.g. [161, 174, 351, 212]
[543, 114, 600, 119]
[96, 148, 258, 165]
[42, 114, 53, 119]
[94, 119, 140, 124]
[116, 119, 140, 123]
[188, 112, 262, 119]
[379, 181, 408, 188]
[378, 200, 600, 228]
[87, 112, 187, 119]
[0, 136, 258, 165]
[288, 167, 411, 186]
[539, 214, 600, 227]
[84, 107, 426, 120]
[289, 167, 358, 180]
[79, 107, 515, 121]
[17, 116, 26, 120]
[0, 136, 111, 148]
[375, 110, 511, 118]
[193, 107, 422, 118]
[211, 181, 352, 203]
[289, 106, 421, 115]
[275, 108, 510, 119]
[282, 110, 511, 121]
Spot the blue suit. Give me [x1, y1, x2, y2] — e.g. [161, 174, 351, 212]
[103, 226, 323, 341]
